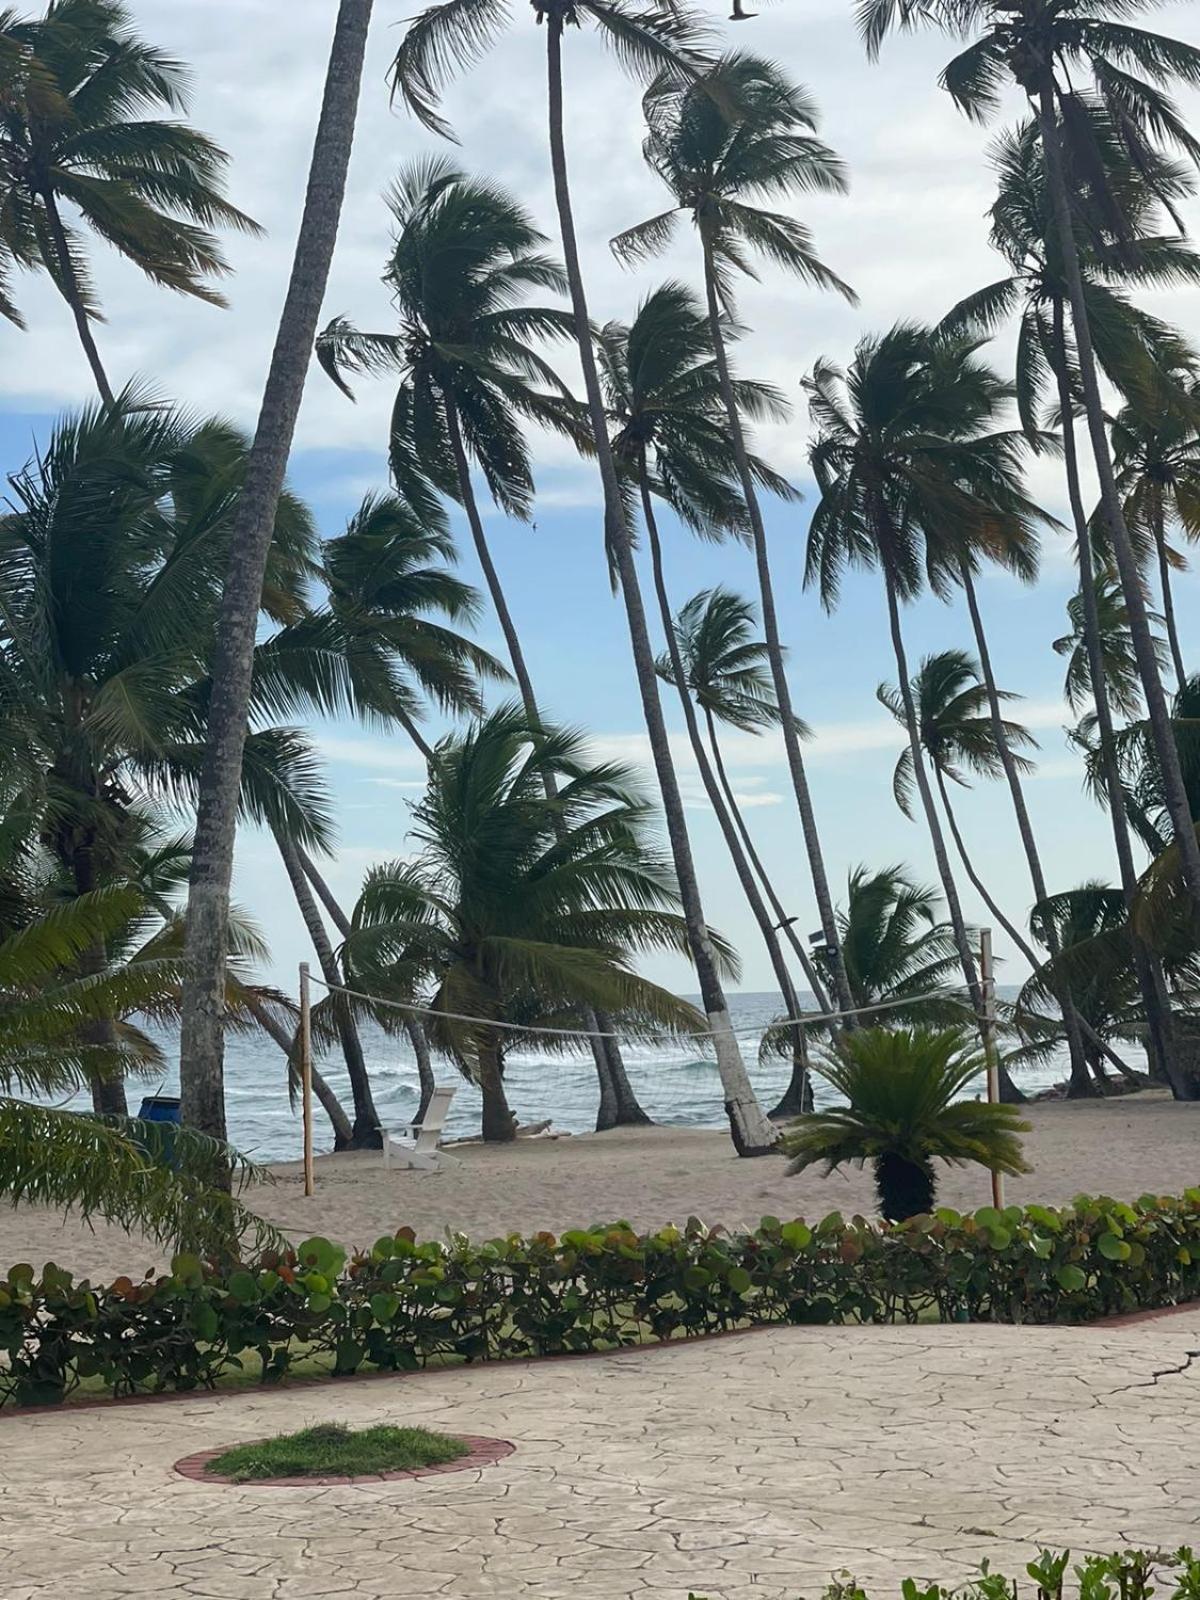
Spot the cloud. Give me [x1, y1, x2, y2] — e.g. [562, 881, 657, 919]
[316, 733, 426, 774]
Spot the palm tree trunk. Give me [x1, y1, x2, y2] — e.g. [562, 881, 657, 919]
[178, 0, 374, 1145]
[881, 563, 1024, 1101]
[703, 711, 833, 1012]
[443, 397, 648, 1129]
[298, 847, 439, 1125]
[640, 470, 811, 1117]
[934, 763, 1093, 1097]
[66, 833, 128, 1118]
[1152, 507, 1188, 695]
[274, 828, 382, 1146]
[699, 238, 856, 1024]
[477, 1032, 516, 1142]
[1049, 299, 1187, 1096]
[243, 991, 354, 1150]
[544, 14, 775, 1154]
[40, 189, 116, 408]
[958, 559, 1094, 1092]
[1036, 79, 1200, 908]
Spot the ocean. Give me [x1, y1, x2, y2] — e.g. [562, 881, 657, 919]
[111, 989, 1074, 1163]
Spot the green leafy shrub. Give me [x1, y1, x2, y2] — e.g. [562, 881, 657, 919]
[3, 1190, 1200, 1407]
[206, 1421, 467, 1481]
[691, 1546, 1200, 1600]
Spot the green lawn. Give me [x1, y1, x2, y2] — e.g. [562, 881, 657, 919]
[206, 1421, 469, 1481]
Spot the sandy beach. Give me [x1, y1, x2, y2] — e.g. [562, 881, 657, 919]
[2, 1090, 1197, 1282]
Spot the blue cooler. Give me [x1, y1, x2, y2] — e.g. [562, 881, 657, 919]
[136, 1095, 181, 1167]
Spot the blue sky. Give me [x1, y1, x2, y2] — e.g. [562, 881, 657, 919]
[3, 0, 1198, 997]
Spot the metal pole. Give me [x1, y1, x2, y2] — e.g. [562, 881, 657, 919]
[979, 929, 1004, 1209]
[299, 961, 314, 1197]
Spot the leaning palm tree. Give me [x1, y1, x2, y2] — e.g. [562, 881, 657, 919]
[1110, 377, 1200, 693]
[390, 0, 778, 1152]
[0, 0, 261, 402]
[179, 0, 373, 1144]
[863, 0, 1200, 907]
[804, 324, 1038, 1098]
[612, 52, 858, 1020]
[343, 706, 721, 1141]
[316, 160, 649, 1130]
[598, 284, 817, 1114]
[879, 650, 1045, 973]
[780, 1026, 1030, 1223]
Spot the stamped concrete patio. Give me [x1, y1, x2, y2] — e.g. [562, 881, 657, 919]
[4, 1313, 1200, 1600]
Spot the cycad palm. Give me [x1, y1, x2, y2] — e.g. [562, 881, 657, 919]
[862, 0, 1200, 909]
[613, 52, 858, 1022]
[804, 324, 1034, 1098]
[318, 164, 650, 1131]
[390, 0, 777, 1152]
[343, 705, 717, 1141]
[0, 0, 260, 402]
[1111, 378, 1200, 693]
[781, 1025, 1030, 1223]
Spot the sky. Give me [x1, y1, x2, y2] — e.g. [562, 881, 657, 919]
[3, 0, 1199, 999]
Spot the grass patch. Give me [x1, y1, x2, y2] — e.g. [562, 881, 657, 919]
[206, 1421, 469, 1482]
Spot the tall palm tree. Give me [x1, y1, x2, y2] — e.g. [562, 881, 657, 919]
[180, 0, 373, 1146]
[390, 0, 778, 1151]
[612, 53, 859, 1022]
[942, 116, 1192, 1082]
[0, 395, 330, 1117]
[804, 324, 1039, 1098]
[315, 160, 648, 1130]
[1110, 378, 1200, 693]
[343, 705, 720, 1141]
[0, 0, 261, 403]
[863, 0, 1200, 908]
[598, 286, 817, 1114]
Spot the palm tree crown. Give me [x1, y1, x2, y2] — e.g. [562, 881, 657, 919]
[656, 586, 791, 733]
[317, 157, 578, 523]
[344, 704, 721, 1139]
[879, 648, 1037, 818]
[0, 0, 260, 395]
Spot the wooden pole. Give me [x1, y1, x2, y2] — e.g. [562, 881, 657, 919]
[299, 961, 314, 1197]
[979, 929, 1004, 1210]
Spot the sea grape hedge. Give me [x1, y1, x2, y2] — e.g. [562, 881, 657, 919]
[3, 1190, 1200, 1407]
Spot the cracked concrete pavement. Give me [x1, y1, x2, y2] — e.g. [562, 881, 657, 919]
[4, 1314, 1200, 1599]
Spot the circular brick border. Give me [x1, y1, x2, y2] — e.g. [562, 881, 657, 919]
[174, 1432, 514, 1487]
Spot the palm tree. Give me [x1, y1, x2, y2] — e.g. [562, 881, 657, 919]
[342, 705, 720, 1141]
[179, 0, 373, 1146]
[656, 590, 816, 1117]
[0, 395, 330, 1117]
[0, 0, 261, 403]
[390, 0, 778, 1153]
[942, 117, 1191, 1084]
[316, 159, 648, 1130]
[780, 1025, 1030, 1223]
[879, 650, 1046, 971]
[804, 324, 1038, 1098]
[1110, 378, 1200, 693]
[0, 867, 274, 1257]
[596, 283, 816, 1114]
[612, 53, 859, 1022]
[862, 0, 1200, 909]
[1054, 575, 1164, 722]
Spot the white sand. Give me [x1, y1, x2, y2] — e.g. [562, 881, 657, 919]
[4, 1091, 1199, 1281]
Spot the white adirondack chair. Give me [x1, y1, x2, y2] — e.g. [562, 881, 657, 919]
[382, 1084, 457, 1172]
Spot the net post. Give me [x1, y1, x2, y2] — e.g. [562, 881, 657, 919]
[299, 961, 314, 1197]
[979, 928, 1003, 1209]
